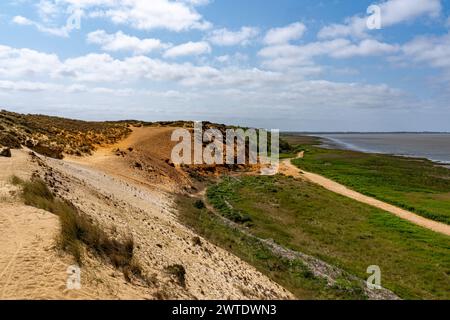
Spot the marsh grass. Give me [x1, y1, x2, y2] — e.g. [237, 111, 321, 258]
[176, 194, 368, 300]
[291, 145, 450, 224]
[205, 175, 450, 299]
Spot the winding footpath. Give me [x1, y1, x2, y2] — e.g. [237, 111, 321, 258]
[279, 152, 450, 236]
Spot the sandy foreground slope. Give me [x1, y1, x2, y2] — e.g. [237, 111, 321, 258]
[0, 127, 293, 300]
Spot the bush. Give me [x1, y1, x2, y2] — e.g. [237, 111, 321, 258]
[0, 132, 22, 149]
[192, 236, 202, 246]
[165, 264, 186, 287]
[10, 175, 24, 186]
[280, 138, 293, 153]
[31, 143, 64, 159]
[193, 200, 205, 209]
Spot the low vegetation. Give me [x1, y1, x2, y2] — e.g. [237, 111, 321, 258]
[11, 176, 143, 281]
[0, 110, 131, 158]
[177, 194, 369, 300]
[204, 175, 450, 300]
[279, 134, 320, 159]
[290, 142, 450, 224]
[207, 182, 253, 224]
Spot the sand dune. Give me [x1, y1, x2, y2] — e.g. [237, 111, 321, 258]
[0, 128, 293, 300]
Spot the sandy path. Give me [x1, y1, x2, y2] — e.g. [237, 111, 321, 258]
[0, 203, 70, 299]
[280, 153, 450, 236]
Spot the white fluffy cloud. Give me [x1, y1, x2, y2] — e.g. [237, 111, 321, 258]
[87, 30, 169, 54]
[0, 45, 61, 78]
[16, 0, 211, 35]
[401, 32, 450, 69]
[4, 1, 448, 130]
[163, 41, 211, 58]
[0, 80, 59, 92]
[318, 0, 442, 39]
[0, 44, 273, 86]
[259, 39, 399, 70]
[0, 41, 431, 130]
[264, 22, 307, 45]
[12, 16, 33, 26]
[37, 0, 60, 22]
[12, 15, 70, 37]
[207, 27, 259, 46]
[84, 0, 211, 31]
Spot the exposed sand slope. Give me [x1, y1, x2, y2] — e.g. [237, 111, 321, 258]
[0, 203, 63, 300]
[67, 126, 191, 193]
[280, 153, 450, 236]
[0, 150, 152, 299]
[1, 127, 293, 300]
[0, 150, 69, 300]
[55, 127, 293, 299]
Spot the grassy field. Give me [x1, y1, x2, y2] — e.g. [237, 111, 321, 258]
[288, 141, 450, 224]
[204, 175, 450, 300]
[177, 194, 369, 300]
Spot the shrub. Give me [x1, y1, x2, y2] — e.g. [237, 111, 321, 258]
[0, 132, 22, 149]
[193, 200, 205, 209]
[10, 175, 24, 186]
[165, 264, 186, 287]
[31, 143, 64, 159]
[192, 236, 202, 246]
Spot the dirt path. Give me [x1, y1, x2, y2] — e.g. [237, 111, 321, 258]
[280, 153, 450, 236]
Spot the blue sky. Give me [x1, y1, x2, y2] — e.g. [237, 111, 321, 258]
[0, 0, 449, 131]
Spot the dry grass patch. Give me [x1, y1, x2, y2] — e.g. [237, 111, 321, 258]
[11, 175, 144, 282]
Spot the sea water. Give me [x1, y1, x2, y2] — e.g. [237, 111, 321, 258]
[315, 133, 450, 165]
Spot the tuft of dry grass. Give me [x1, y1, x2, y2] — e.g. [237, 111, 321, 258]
[12, 175, 145, 282]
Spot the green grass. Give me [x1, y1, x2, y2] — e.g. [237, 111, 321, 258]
[11, 176, 143, 281]
[280, 134, 321, 146]
[177, 194, 368, 300]
[206, 175, 450, 300]
[291, 145, 450, 224]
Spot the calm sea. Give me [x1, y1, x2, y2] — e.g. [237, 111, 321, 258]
[314, 133, 450, 164]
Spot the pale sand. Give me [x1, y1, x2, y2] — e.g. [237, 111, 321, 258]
[0, 128, 294, 300]
[280, 153, 450, 236]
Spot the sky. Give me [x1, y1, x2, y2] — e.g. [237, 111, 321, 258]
[0, 0, 449, 131]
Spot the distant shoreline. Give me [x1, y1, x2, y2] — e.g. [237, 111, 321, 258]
[293, 133, 450, 167]
[283, 131, 450, 134]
